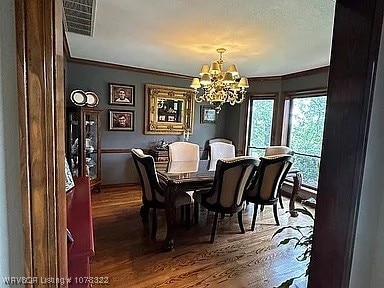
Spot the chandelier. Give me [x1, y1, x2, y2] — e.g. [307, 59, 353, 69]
[190, 48, 249, 113]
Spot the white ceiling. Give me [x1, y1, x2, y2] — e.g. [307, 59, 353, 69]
[66, 0, 336, 77]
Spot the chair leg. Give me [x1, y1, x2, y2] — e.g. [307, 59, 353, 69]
[278, 191, 284, 209]
[151, 208, 157, 241]
[221, 213, 225, 220]
[140, 205, 149, 223]
[194, 202, 199, 224]
[238, 211, 245, 234]
[210, 212, 219, 243]
[186, 204, 191, 229]
[260, 205, 264, 212]
[273, 204, 280, 226]
[251, 204, 258, 231]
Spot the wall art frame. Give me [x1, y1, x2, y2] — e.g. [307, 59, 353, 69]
[109, 83, 135, 106]
[144, 84, 195, 134]
[108, 109, 134, 131]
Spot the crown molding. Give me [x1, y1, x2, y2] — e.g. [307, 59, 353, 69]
[247, 76, 283, 82]
[67, 57, 193, 80]
[63, 37, 329, 81]
[282, 66, 330, 80]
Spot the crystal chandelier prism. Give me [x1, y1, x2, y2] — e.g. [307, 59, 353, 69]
[190, 48, 249, 113]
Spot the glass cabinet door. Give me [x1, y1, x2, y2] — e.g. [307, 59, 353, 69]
[68, 111, 80, 177]
[84, 112, 99, 181]
[66, 107, 101, 190]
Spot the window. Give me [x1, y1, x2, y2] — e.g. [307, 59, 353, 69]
[287, 95, 327, 189]
[247, 97, 276, 157]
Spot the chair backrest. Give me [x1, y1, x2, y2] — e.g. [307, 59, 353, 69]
[264, 146, 294, 156]
[209, 138, 233, 145]
[168, 142, 200, 173]
[246, 154, 293, 201]
[204, 157, 258, 209]
[131, 148, 163, 203]
[208, 142, 236, 171]
[201, 138, 233, 159]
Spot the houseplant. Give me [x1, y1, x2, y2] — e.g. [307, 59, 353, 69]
[272, 207, 314, 288]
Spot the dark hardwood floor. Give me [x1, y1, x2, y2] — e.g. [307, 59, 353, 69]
[91, 186, 311, 287]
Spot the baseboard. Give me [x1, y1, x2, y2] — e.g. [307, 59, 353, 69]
[101, 182, 140, 189]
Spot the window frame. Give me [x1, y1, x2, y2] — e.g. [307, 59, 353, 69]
[283, 87, 328, 189]
[245, 92, 279, 156]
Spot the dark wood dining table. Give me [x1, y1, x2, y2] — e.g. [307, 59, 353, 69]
[157, 160, 214, 251]
[157, 160, 302, 252]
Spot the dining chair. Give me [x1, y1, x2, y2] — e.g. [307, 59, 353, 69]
[264, 146, 294, 209]
[167, 142, 200, 226]
[265, 145, 294, 156]
[208, 142, 236, 171]
[193, 156, 258, 243]
[131, 148, 193, 241]
[167, 142, 200, 173]
[244, 154, 293, 230]
[201, 138, 233, 159]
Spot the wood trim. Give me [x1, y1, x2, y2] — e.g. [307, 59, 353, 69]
[63, 28, 70, 60]
[16, 0, 67, 283]
[247, 67, 329, 82]
[101, 182, 140, 189]
[68, 57, 193, 80]
[282, 66, 330, 80]
[309, 0, 384, 287]
[284, 87, 328, 97]
[243, 92, 280, 154]
[101, 148, 132, 154]
[248, 76, 283, 82]
[281, 87, 328, 146]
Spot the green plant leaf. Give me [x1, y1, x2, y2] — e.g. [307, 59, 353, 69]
[278, 237, 300, 246]
[272, 226, 297, 238]
[274, 278, 295, 288]
[294, 207, 315, 220]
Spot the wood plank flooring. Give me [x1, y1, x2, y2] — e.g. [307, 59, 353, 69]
[91, 186, 312, 288]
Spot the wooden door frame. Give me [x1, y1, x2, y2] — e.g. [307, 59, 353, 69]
[16, 0, 67, 284]
[14, 0, 384, 287]
[309, 0, 384, 287]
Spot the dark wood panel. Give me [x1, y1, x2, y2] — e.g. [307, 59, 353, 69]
[309, 0, 384, 287]
[16, 0, 67, 283]
[91, 186, 313, 287]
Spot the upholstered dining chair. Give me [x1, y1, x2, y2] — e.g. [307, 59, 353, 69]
[263, 146, 294, 209]
[201, 138, 233, 159]
[208, 142, 236, 171]
[193, 157, 258, 243]
[265, 145, 294, 157]
[244, 154, 293, 230]
[131, 148, 193, 241]
[167, 142, 200, 173]
[167, 142, 200, 225]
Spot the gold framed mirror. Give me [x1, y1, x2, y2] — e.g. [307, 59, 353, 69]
[144, 84, 195, 134]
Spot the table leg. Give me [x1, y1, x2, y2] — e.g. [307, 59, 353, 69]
[289, 172, 303, 217]
[161, 184, 177, 252]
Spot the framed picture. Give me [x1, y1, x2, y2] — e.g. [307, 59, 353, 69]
[144, 84, 195, 134]
[108, 110, 134, 131]
[200, 105, 217, 124]
[109, 83, 135, 106]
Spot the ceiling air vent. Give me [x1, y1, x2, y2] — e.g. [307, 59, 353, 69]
[63, 0, 96, 36]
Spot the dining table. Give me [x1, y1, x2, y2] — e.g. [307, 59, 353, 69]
[156, 160, 302, 252]
[157, 160, 214, 251]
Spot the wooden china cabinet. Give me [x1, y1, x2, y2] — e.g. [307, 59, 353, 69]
[66, 107, 102, 192]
